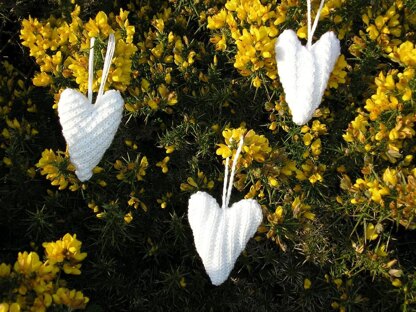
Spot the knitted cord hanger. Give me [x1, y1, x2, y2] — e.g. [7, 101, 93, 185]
[275, 0, 341, 125]
[58, 33, 124, 181]
[188, 136, 263, 286]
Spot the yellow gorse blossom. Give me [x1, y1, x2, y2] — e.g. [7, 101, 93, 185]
[389, 41, 416, 67]
[20, 6, 137, 95]
[365, 223, 380, 241]
[328, 54, 349, 88]
[208, 0, 282, 85]
[43, 233, 87, 275]
[217, 127, 271, 168]
[157, 192, 172, 209]
[362, 2, 404, 53]
[52, 288, 89, 309]
[1, 234, 88, 311]
[0, 263, 11, 278]
[343, 80, 416, 227]
[180, 171, 214, 192]
[156, 156, 170, 173]
[114, 155, 148, 182]
[0, 303, 21, 312]
[36, 149, 80, 191]
[13, 251, 42, 277]
[128, 189, 148, 212]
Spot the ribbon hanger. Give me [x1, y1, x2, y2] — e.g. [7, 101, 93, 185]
[87, 33, 116, 104]
[221, 136, 244, 209]
[307, 0, 326, 49]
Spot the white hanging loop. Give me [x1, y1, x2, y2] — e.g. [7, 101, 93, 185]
[307, 0, 326, 49]
[87, 37, 95, 104]
[221, 136, 244, 209]
[86, 33, 116, 103]
[97, 33, 116, 101]
[221, 157, 230, 209]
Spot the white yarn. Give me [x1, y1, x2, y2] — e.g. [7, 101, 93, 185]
[58, 34, 124, 181]
[188, 137, 263, 286]
[275, 0, 340, 125]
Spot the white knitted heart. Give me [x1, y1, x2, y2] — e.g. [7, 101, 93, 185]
[57, 34, 124, 182]
[188, 191, 262, 286]
[58, 89, 123, 181]
[188, 137, 262, 286]
[275, 0, 340, 125]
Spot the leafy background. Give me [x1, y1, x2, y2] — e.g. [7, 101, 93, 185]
[1, 0, 416, 311]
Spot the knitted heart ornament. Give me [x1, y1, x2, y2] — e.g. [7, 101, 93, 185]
[188, 192, 262, 286]
[57, 34, 124, 181]
[188, 137, 262, 286]
[275, 0, 340, 125]
[58, 89, 123, 181]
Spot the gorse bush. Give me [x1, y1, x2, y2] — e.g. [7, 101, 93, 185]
[1, 0, 416, 311]
[0, 234, 88, 311]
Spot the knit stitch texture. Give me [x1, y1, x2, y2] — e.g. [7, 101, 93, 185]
[58, 89, 124, 181]
[188, 191, 263, 286]
[275, 29, 340, 125]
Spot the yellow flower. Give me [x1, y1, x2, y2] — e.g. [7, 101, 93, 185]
[366, 24, 379, 40]
[165, 145, 175, 154]
[311, 120, 328, 135]
[0, 263, 11, 277]
[124, 212, 133, 224]
[365, 223, 379, 241]
[366, 180, 390, 204]
[3, 157, 12, 167]
[392, 278, 402, 287]
[43, 233, 87, 273]
[32, 72, 52, 87]
[311, 138, 322, 157]
[114, 155, 148, 182]
[343, 114, 368, 143]
[267, 206, 284, 225]
[157, 192, 172, 209]
[128, 190, 148, 212]
[0, 303, 20, 312]
[31, 293, 53, 312]
[13, 251, 42, 276]
[216, 144, 232, 158]
[21, 7, 137, 97]
[309, 172, 323, 184]
[207, 9, 227, 30]
[296, 25, 308, 39]
[36, 149, 79, 191]
[210, 33, 227, 51]
[156, 156, 170, 174]
[304, 278, 312, 289]
[219, 127, 271, 168]
[252, 76, 262, 88]
[375, 244, 388, 257]
[303, 133, 313, 146]
[180, 171, 214, 191]
[180, 277, 186, 288]
[209, 0, 279, 81]
[137, 156, 149, 181]
[292, 196, 315, 221]
[328, 54, 348, 89]
[389, 41, 416, 66]
[52, 288, 89, 309]
[383, 168, 398, 187]
[157, 84, 178, 106]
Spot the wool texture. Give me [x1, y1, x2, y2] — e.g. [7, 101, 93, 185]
[188, 191, 263, 286]
[275, 29, 340, 125]
[58, 89, 124, 181]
